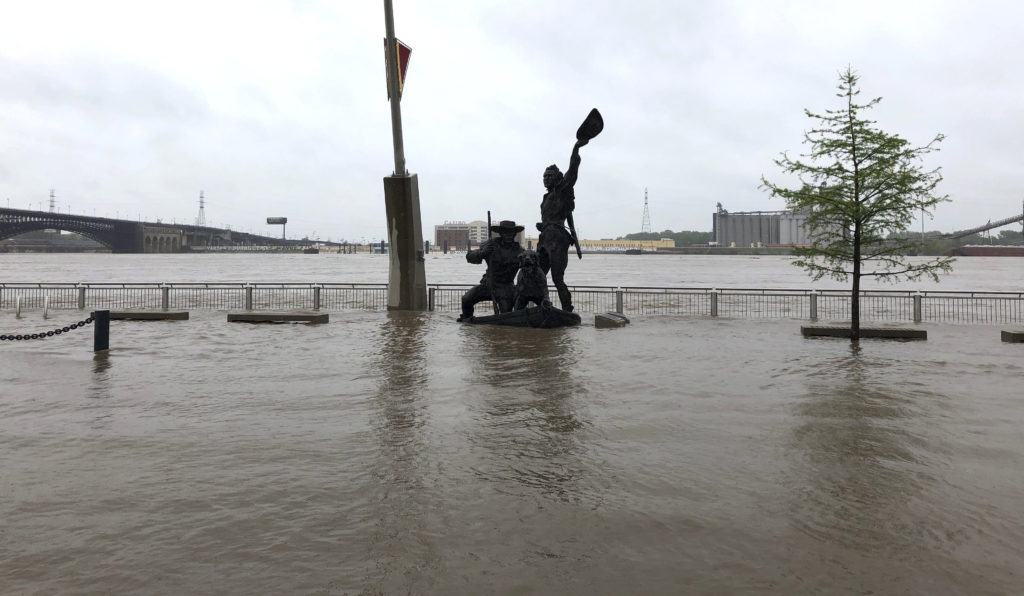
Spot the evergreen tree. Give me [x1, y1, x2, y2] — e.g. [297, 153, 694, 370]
[761, 67, 953, 340]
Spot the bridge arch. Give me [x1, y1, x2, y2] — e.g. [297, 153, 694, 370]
[0, 209, 142, 252]
[0, 223, 117, 250]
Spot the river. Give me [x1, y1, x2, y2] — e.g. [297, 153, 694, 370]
[1, 254, 1022, 594]
[0, 251, 1022, 290]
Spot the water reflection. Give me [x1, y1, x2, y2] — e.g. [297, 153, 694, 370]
[371, 311, 431, 463]
[88, 351, 112, 400]
[788, 343, 942, 555]
[364, 312, 438, 589]
[462, 325, 590, 502]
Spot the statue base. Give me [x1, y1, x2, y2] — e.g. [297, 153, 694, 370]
[460, 304, 581, 328]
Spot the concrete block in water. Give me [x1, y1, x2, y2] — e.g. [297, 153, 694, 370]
[1001, 329, 1024, 343]
[595, 312, 630, 328]
[801, 326, 926, 340]
[110, 310, 190, 321]
[227, 311, 329, 324]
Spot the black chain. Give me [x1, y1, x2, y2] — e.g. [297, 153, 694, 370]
[1, 316, 95, 341]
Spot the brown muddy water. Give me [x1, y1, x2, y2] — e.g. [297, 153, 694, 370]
[1, 254, 1022, 594]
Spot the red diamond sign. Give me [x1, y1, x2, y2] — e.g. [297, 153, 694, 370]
[384, 38, 412, 100]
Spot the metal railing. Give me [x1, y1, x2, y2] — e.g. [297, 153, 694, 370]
[2, 282, 1022, 325]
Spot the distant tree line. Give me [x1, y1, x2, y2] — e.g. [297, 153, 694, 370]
[618, 230, 712, 245]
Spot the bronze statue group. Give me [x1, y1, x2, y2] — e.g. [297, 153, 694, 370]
[459, 109, 602, 323]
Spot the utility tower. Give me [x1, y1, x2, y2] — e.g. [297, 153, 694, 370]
[196, 191, 206, 226]
[641, 188, 652, 234]
[49, 189, 56, 213]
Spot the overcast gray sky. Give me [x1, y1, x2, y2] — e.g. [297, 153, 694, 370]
[2, 0, 1021, 242]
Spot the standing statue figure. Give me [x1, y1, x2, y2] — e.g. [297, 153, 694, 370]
[536, 108, 603, 313]
[536, 140, 585, 311]
[458, 220, 525, 322]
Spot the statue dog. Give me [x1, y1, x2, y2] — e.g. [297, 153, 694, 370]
[514, 249, 550, 310]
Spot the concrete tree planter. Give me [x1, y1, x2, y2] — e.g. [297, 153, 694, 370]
[801, 325, 927, 340]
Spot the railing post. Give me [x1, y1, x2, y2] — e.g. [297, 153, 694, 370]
[43, 295, 50, 319]
[313, 285, 321, 311]
[615, 288, 624, 314]
[161, 284, 170, 309]
[809, 290, 818, 321]
[16, 295, 22, 318]
[78, 285, 87, 310]
[93, 309, 110, 352]
[710, 288, 719, 317]
[913, 291, 922, 323]
[245, 284, 253, 310]
[428, 287, 436, 311]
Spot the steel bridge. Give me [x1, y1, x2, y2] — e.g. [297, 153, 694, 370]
[0, 207, 332, 253]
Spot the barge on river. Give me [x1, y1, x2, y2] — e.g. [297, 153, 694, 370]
[956, 245, 1024, 257]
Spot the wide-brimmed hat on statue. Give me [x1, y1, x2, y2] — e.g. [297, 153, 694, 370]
[490, 220, 525, 234]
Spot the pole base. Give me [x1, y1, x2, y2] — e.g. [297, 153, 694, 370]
[384, 174, 427, 310]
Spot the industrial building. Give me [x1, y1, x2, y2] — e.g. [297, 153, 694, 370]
[712, 203, 810, 247]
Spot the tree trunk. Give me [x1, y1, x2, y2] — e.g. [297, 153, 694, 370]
[851, 228, 861, 342]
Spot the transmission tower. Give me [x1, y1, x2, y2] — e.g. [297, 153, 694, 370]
[640, 188, 652, 233]
[49, 189, 56, 213]
[196, 191, 207, 226]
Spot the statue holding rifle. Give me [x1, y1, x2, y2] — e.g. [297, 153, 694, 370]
[458, 219, 525, 322]
[536, 108, 603, 313]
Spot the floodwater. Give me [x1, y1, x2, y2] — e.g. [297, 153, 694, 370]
[1, 254, 1023, 594]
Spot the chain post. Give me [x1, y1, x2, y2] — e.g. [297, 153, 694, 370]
[78, 284, 86, 309]
[16, 295, 22, 318]
[93, 310, 110, 352]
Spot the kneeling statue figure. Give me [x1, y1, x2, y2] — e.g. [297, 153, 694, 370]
[458, 220, 524, 321]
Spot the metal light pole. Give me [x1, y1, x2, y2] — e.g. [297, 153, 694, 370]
[382, 0, 426, 310]
[384, 0, 406, 177]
